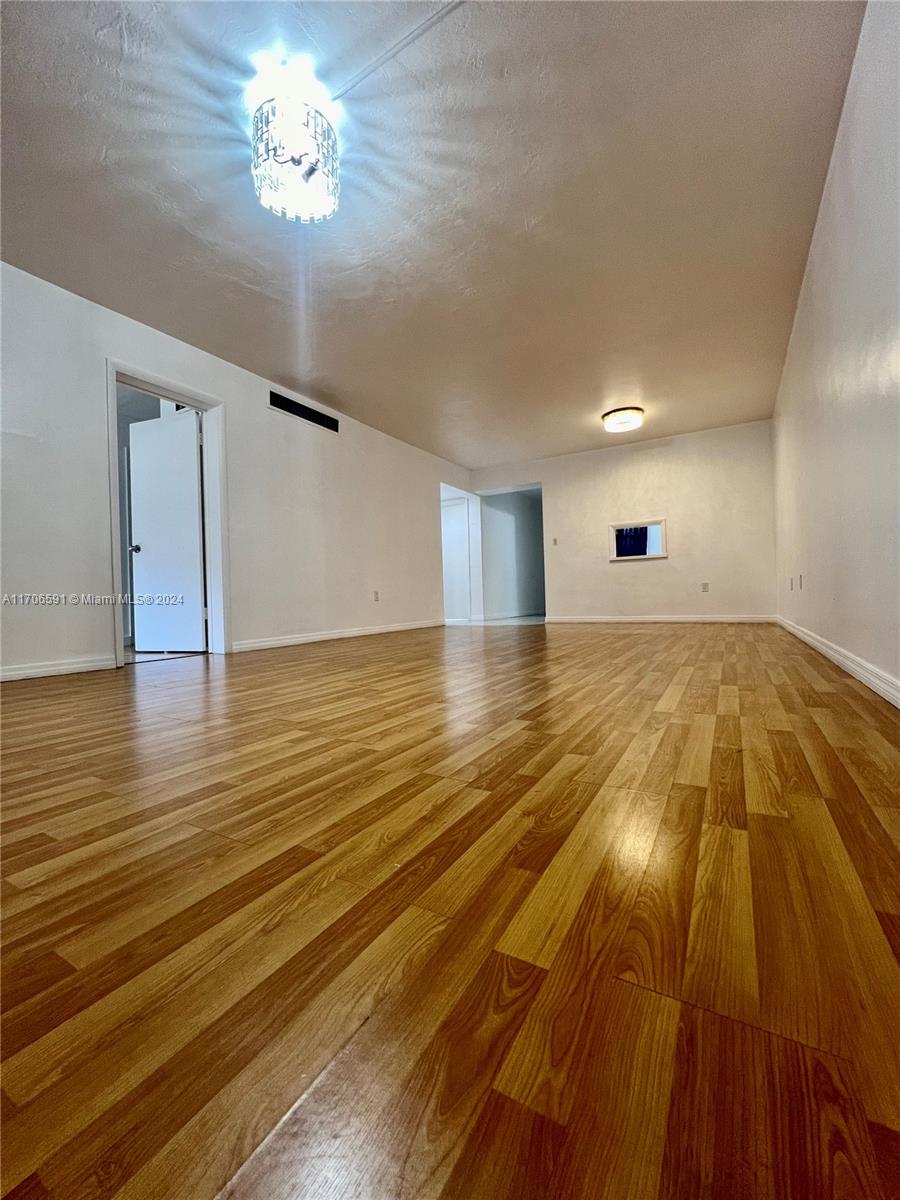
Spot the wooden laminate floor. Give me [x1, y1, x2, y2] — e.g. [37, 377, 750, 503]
[1, 623, 899, 1199]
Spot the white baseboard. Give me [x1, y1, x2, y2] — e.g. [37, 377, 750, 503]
[231, 619, 443, 653]
[0, 654, 118, 682]
[477, 611, 545, 622]
[546, 615, 777, 625]
[777, 617, 900, 708]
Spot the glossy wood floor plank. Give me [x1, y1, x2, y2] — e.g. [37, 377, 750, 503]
[682, 823, 759, 1025]
[1, 622, 897, 1199]
[116, 903, 453, 1200]
[658, 1002, 885, 1200]
[788, 798, 900, 1129]
[614, 783, 705, 996]
[547, 977, 681, 1199]
[437, 1089, 566, 1200]
[216, 870, 538, 1200]
[868, 1120, 900, 1200]
[749, 809, 852, 1058]
[493, 788, 666, 1122]
[495, 782, 616, 969]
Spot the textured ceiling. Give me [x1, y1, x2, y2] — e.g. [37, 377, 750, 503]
[1, 2, 864, 468]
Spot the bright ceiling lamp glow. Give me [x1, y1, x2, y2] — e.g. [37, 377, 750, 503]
[601, 407, 644, 433]
[245, 51, 341, 223]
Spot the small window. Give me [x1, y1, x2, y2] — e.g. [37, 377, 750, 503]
[609, 519, 667, 561]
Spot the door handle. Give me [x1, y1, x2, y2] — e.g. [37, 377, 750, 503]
[129, 544, 142, 554]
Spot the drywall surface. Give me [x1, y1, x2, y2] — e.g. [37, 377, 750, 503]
[481, 491, 546, 618]
[0, 264, 468, 677]
[774, 2, 900, 692]
[472, 422, 775, 621]
[2, 2, 864, 467]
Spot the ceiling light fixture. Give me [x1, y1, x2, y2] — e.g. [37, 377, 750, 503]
[245, 52, 340, 223]
[601, 406, 644, 433]
[245, 4, 465, 224]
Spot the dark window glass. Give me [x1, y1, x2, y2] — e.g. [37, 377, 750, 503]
[615, 526, 649, 557]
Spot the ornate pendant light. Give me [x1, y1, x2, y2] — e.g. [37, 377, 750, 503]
[246, 53, 340, 223]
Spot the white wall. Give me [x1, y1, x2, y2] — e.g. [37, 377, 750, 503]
[0, 264, 468, 677]
[6, 0, 896, 694]
[472, 421, 775, 622]
[774, 2, 900, 698]
[481, 490, 546, 619]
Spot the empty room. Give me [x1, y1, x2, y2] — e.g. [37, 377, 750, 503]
[1, 2, 899, 1198]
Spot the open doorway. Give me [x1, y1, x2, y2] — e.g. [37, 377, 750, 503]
[114, 382, 208, 664]
[480, 487, 546, 622]
[439, 483, 483, 623]
[108, 367, 230, 666]
[440, 483, 546, 625]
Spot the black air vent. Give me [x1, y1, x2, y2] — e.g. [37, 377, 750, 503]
[269, 391, 339, 433]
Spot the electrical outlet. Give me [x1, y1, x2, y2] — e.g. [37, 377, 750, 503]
[700, 582, 709, 593]
[552, 537, 558, 546]
[799, 574, 803, 591]
[373, 590, 380, 602]
[790, 577, 794, 591]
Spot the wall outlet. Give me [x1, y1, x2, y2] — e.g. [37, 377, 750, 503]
[799, 574, 803, 591]
[700, 582, 709, 593]
[552, 537, 558, 546]
[373, 590, 380, 602]
[790, 577, 794, 591]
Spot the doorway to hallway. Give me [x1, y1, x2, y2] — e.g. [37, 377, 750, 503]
[439, 483, 546, 625]
[439, 483, 482, 623]
[480, 487, 546, 621]
[114, 383, 208, 663]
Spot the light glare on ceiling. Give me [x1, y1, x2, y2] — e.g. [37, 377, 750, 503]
[601, 406, 645, 433]
[245, 51, 340, 222]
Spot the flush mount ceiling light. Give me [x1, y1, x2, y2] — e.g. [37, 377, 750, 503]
[601, 406, 645, 433]
[245, 52, 340, 223]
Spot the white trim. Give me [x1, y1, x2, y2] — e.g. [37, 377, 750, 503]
[1, 655, 118, 681]
[547, 615, 776, 624]
[105, 364, 126, 665]
[232, 619, 443, 652]
[777, 617, 900, 708]
[440, 496, 473, 621]
[609, 518, 668, 562]
[199, 404, 231, 654]
[473, 611, 546, 621]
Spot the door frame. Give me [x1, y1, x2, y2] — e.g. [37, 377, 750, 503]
[439, 484, 484, 623]
[475, 483, 546, 620]
[441, 496, 472, 622]
[105, 361, 232, 666]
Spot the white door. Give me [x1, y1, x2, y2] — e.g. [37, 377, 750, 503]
[129, 408, 206, 651]
[441, 498, 471, 621]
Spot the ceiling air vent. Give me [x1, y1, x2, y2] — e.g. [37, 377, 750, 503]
[269, 391, 339, 433]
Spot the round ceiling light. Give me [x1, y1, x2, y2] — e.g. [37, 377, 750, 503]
[246, 52, 340, 223]
[601, 406, 644, 433]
